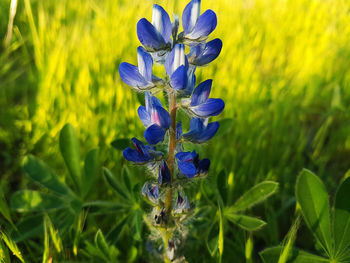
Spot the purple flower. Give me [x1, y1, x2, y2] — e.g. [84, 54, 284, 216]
[182, 117, 219, 143]
[165, 44, 189, 90]
[181, 0, 217, 41]
[189, 79, 224, 117]
[119, 46, 156, 90]
[137, 4, 172, 51]
[138, 92, 171, 145]
[142, 182, 159, 204]
[174, 192, 190, 213]
[159, 160, 171, 185]
[123, 138, 163, 164]
[176, 150, 210, 178]
[188, 38, 223, 66]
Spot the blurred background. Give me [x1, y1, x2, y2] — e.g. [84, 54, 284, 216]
[1, 0, 350, 261]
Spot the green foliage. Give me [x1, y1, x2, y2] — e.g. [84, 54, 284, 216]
[59, 123, 82, 193]
[260, 170, 350, 263]
[202, 170, 278, 259]
[295, 169, 332, 255]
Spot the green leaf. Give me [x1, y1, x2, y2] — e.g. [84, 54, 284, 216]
[0, 240, 10, 263]
[11, 214, 43, 242]
[59, 123, 81, 192]
[215, 118, 234, 137]
[106, 216, 129, 244]
[1, 231, 25, 263]
[44, 215, 62, 253]
[22, 155, 72, 196]
[111, 138, 131, 151]
[231, 181, 278, 212]
[82, 148, 99, 198]
[83, 201, 129, 215]
[0, 187, 13, 224]
[259, 246, 329, 263]
[225, 213, 266, 231]
[103, 167, 129, 200]
[217, 169, 228, 205]
[206, 220, 219, 256]
[95, 230, 110, 259]
[131, 210, 142, 241]
[218, 206, 224, 262]
[10, 190, 67, 212]
[295, 169, 332, 255]
[334, 177, 350, 258]
[122, 166, 132, 194]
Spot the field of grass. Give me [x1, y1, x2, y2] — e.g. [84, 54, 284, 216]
[1, 0, 350, 262]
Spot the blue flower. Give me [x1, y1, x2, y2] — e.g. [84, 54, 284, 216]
[174, 192, 190, 214]
[165, 44, 189, 91]
[182, 117, 219, 143]
[138, 92, 171, 145]
[123, 138, 163, 164]
[142, 182, 159, 204]
[181, 0, 217, 41]
[137, 4, 172, 51]
[188, 38, 222, 66]
[189, 79, 224, 117]
[119, 46, 156, 90]
[159, 160, 171, 185]
[176, 150, 210, 178]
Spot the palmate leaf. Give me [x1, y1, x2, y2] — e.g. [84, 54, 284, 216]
[230, 181, 278, 213]
[82, 148, 99, 198]
[259, 246, 329, 263]
[295, 169, 332, 256]
[59, 123, 82, 193]
[225, 213, 266, 231]
[206, 219, 219, 256]
[22, 155, 73, 197]
[334, 177, 350, 258]
[103, 167, 130, 201]
[10, 190, 67, 213]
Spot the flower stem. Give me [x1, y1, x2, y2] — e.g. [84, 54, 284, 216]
[165, 90, 177, 217]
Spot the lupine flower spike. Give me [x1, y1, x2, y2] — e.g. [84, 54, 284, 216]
[119, 0, 224, 260]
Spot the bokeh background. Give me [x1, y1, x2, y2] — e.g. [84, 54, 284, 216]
[1, 0, 350, 261]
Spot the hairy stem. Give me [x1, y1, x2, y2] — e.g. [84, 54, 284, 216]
[165, 90, 177, 216]
[162, 89, 177, 262]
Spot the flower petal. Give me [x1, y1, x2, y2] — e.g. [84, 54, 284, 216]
[190, 98, 225, 117]
[182, 0, 201, 34]
[176, 151, 197, 178]
[185, 121, 219, 143]
[138, 106, 151, 127]
[186, 9, 217, 40]
[119, 62, 151, 88]
[144, 124, 166, 145]
[165, 44, 188, 76]
[123, 148, 151, 163]
[152, 4, 172, 43]
[189, 38, 222, 66]
[137, 46, 153, 81]
[176, 122, 183, 140]
[159, 160, 171, 185]
[191, 79, 212, 106]
[170, 65, 188, 90]
[155, 106, 171, 129]
[197, 158, 210, 174]
[137, 18, 166, 50]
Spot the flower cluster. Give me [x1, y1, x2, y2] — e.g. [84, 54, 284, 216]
[119, 0, 223, 260]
